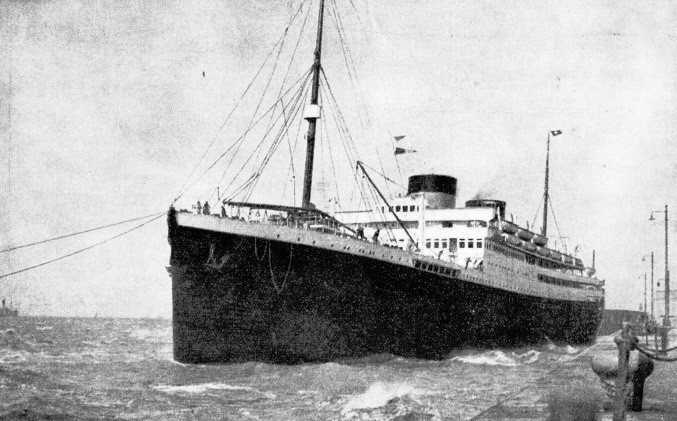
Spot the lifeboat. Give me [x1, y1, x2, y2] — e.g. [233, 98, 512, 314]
[549, 250, 562, 261]
[501, 222, 518, 234]
[585, 267, 597, 277]
[563, 255, 574, 264]
[523, 242, 537, 252]
[532, 234, 547, 246]
[574, 258, 584, 268]
[517, 229, 534, 241]
[537, 246, 549, 257]
[505, 235, 521, 247]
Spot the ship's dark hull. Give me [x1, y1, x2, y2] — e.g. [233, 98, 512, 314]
[168, 215, 603, 364]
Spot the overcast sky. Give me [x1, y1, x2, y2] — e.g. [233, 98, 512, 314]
[1, 0, 676, 317]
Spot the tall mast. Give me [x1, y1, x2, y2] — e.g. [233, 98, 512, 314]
[301, 0, 325, 208]
[541, 131, 551, 237]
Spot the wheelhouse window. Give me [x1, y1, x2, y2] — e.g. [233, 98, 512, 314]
[441, 239, 448, 249]
[468, 239, 474, 248]
[434, 239, 439, 248]
[477, 239, 483, 248]
[449, 238, 457, 252]
[459, 239, 466, 248]
[426, 240, 431, 249]
[395, 206, 401, 212]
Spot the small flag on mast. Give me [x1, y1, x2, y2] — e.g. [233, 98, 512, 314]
[550, 130, 562, 136]
[394, 147, 417, 155]
[394, 135, 406, 142]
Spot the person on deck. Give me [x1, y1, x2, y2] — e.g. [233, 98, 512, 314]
[197, 201, 202, 214]
[357, 226, 365, 240]
[203, 201, 210, 215]
[372, 229, 380, 244]
[221, 205, 226, 218]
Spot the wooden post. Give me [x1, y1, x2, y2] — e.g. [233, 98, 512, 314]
[612, 324, 631, 421]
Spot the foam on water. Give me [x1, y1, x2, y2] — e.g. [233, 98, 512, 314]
[341, 382, 419, 414]
[0, 349, 31, 364]
[154, 383, 257, 394]
[564, 345, 579, 354]
[450, 349, 541, 366]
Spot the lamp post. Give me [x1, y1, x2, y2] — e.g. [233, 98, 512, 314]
[642, 252, 655, 320]
[649, 206, 669, 328]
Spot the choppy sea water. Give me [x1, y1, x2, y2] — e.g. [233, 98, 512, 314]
[0, 317, 608, 420]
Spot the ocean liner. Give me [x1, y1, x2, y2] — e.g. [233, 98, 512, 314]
[167, 1, 605, 363]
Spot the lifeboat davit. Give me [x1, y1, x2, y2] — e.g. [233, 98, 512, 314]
[532, 234, 547, 246]
[517, 229, 534, 241]
[501, 222, 518, 234]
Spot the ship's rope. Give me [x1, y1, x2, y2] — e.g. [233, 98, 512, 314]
[1, 212, 164, 254]
[634, 341, 677, 362]
[0, 214, 163, 279]
[254, 237, 267, 261]
[268, 241, 293, 295]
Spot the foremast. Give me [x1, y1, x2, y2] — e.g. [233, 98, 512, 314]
[301, 0, 326, 208]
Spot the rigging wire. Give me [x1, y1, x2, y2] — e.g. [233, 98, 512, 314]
[546, 195, 567, 251]
[0, 214, 163, 280]
[217, 67, 313, 197]
[179, 66, 313, 201]
[274, 4, 313, 206]
[530, 194, 544, 234]
[359, 161, 406, 189]
[319, 98, 343, 211]
[243, 77, 311, 201]
[319, 75, 396, 243]
[172, 0, 310, 204]
[1, 212, 165, 255]
[227, 69, 312, 202]
[328, 0, 394, 197]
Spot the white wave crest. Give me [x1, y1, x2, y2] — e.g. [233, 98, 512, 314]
[0, 349, 31, 364]
[154, 383, 256, 394]
[36, 326, 53, 331]
[341, 382, 419, 415]
[565, 345, 579, 354]
[451, 350, 541, 366]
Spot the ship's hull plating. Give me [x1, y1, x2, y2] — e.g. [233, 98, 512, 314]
[169, 216, 603, 364]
